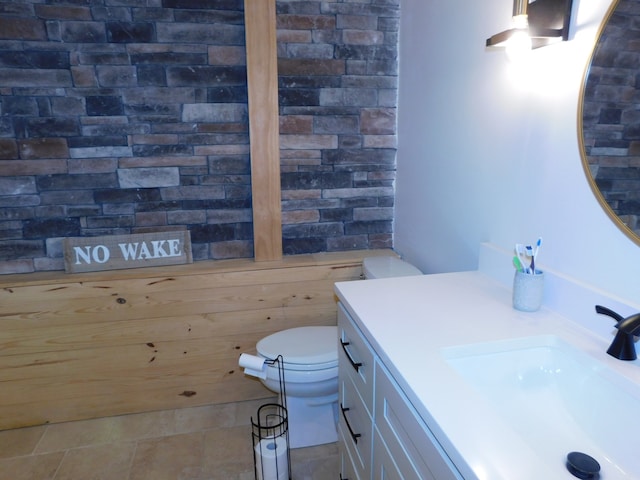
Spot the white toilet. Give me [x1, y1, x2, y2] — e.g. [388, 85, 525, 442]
[251, 255, 422, 449]
[256, 326, 338, 449]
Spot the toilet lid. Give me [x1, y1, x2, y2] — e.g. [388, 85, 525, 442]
[363, 256, 422, 279]
[257, 326, 337, 366]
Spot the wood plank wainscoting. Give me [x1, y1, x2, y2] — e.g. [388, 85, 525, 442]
[0, 249, 395, 431]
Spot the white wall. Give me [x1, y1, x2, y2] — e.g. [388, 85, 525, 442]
[394, 0, 640, 306]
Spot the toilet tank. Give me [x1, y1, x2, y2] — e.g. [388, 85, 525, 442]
[363, 256, 422, 279]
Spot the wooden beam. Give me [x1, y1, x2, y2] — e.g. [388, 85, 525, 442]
[244, 0, 283, 261]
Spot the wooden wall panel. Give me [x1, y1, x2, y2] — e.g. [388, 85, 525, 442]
[0, 250, 395, 431]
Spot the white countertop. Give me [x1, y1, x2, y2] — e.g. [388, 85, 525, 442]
[334, 270, 640, 480]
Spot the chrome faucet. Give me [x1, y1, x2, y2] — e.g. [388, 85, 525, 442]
[595, 305, 640, 361]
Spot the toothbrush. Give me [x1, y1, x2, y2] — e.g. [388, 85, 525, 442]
[513, 256, 525, 273]
[525, 245, 535, 273]
[526, 237, 542, 274]
[515, 244, 529, 273]
[533, 237, 542, 259]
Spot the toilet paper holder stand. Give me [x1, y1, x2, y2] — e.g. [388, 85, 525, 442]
[251, 355, 291, 480]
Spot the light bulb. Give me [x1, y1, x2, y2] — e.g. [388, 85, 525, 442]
[506, 29, 532, 62]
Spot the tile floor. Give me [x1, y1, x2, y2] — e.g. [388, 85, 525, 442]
[0, 398, 338, 480]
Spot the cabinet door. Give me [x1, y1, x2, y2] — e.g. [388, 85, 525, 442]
[338, 303, 375, 415]
[373, 428, 434, 480]
[375, 361, 463, 480]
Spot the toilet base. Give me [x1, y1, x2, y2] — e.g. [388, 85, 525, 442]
[286, 395, 338, 449]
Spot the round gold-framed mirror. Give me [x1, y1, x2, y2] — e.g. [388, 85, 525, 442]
[578, 0, 640, 246]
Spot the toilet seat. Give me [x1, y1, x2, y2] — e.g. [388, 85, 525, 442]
[257, 326, 338, 371]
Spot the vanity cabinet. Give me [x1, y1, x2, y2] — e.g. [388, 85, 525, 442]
[338, 303, 462, 480]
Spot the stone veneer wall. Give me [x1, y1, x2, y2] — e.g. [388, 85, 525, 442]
[582, 0, 640, 237]
[0, 0, 399, 274]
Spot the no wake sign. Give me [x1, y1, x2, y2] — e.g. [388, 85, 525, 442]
[63, 231, 193, 273]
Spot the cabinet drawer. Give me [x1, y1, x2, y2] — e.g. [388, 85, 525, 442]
[338, 303, 375, 413]
[339, 370, 372, 478]
[339, 417, 362, 480]
[375, 361, 462, 480]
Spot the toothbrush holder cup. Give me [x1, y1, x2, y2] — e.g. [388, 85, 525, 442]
[512, 270, 544, 312]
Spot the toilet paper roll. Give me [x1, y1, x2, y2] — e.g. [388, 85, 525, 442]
[255, 436, 289, 480]
[239, 353, 267, 379]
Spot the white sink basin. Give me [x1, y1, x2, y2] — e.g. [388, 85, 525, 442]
[442, 335, 640, 478]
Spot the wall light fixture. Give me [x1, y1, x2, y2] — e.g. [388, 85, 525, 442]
[486, 0, 573, 51]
